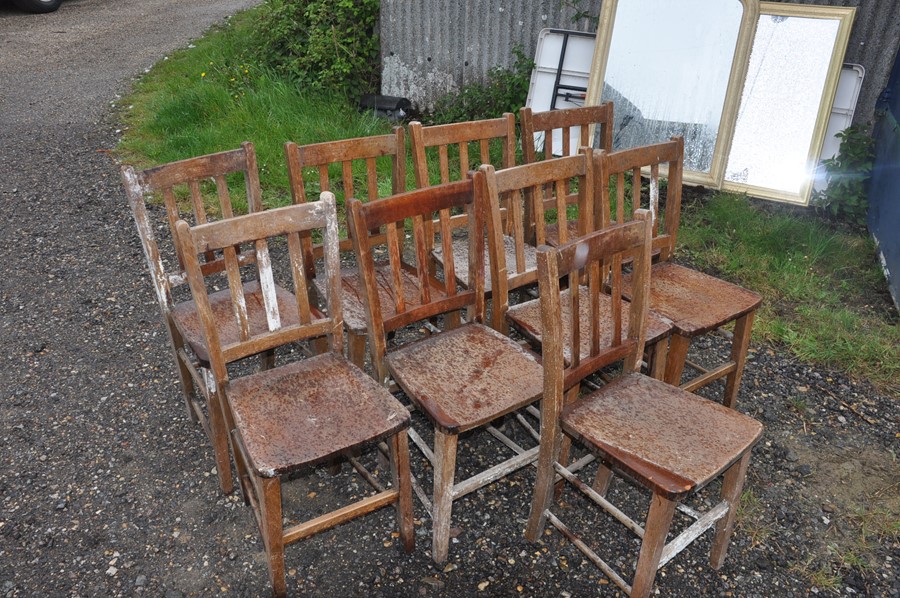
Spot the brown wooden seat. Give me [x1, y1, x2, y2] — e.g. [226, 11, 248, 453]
[284, 128, 406, 369]
[409, 114, 517, 278]
[175, 196, 414, 597]
[122, 142, 277, 495]
[520, 103, 614, 246]
[597, 137, 762, 407]
[348, 179, 545, 564]
[525, 210, 763, 597]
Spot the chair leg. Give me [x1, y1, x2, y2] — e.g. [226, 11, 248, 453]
[347, 330, 367, 370]
[631, 492, 677, 598]
[525, 395, 565, 542]
[231, 431, 252, 506]
[591, 464, 614, 497]
[168, 324, 198, 423]
[259, 476, 286, 598]
[260, 348, 276, 371]
[664, 334, 691, 387]
[711, 451, 752, 569]
[554, 384, 580, 498]
[647, 337, 669, 381]
[431, 428, 458, 564]
[723, 311, 755, 409]
[207, 384, 234, 495]
[390, 430, 415, 553]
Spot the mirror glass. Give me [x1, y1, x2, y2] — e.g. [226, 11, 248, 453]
[724, 13, 842, 201]
[601, 0, 745, 175]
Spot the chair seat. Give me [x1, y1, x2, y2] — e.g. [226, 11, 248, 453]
[172, 280, 300, 363]
[386, 323, 544, 434]
[227, 352, 410, 477]
[314, 261, 449, 334]
[543, 219, 581, 247]
[507, 286, 673, 361]
[562, 372, 763, 499]
[433, 234, 538, 294]
[624, 262, 762, 336]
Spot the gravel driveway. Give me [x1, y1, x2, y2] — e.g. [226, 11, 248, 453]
[1, 1, 897, 596]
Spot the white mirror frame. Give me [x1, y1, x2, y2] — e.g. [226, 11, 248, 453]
[722, 3, 856, 205]
[584, 0, 760, 188]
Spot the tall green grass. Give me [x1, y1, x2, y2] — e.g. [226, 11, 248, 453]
[117, 9, 394, 207]
[678, 193, 898, 390]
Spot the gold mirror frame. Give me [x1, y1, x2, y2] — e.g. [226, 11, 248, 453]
[585, 0, 759, 188]
[722, 3, 856, 205]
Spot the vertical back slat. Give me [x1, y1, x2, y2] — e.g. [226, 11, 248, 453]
[438, 146, 451, 184]
[412, 214, 432, 304]
[569, 269, 581, 368]
[254, 239, 282, 332]
[287, 232, 313, 325]
[188, 180, 207, 224]
[589, 260, 601, 357]
[649, 163, 660, 233]
[214, 175, 234, 218]
[162, 187, 186, 270]
[479, 139, 490, 166]
[386, 221, 406, 314]
[562, 127, 571, 157]
[631, 167, 642, 217]
[342, 160, 355, 200]
[533, 182, 547, 247]
[610, 253, 623, 347]
[223, 244, 250, 341]
[457, 143, 469, 180]
[555, 178, 568, 244]
[366, 157, 379, 201]
[318, 166, 331, 194]
[438, 209, 456, 296]
[511, 188, 526, 274]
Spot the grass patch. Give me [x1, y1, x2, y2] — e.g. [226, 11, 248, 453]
[678, 192, 899, 391]
[736, 488, 774, 548]
[117, 8, 395, 207]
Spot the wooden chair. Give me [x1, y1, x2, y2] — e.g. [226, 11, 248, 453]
[519, 103, 614, 245]
[597, 137, 762, 407]
[409, 114, 517, 275]
[347, 179, 545, 564]
[174, 196, 414, 597]
[525, 210, 763, 597]
[477, 152, 596, 332]
[122, 142, 277, 495]
[284, 129, 406, 368]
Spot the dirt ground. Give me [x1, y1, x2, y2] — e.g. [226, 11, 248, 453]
[0, 1, 897, 596]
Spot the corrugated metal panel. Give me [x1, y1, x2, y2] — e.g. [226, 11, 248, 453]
[380, 0, 601, 111]
[381, 0, 899, 125]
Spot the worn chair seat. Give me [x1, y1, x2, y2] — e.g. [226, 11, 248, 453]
[507, 286, 673, 363]
[433, 234, 538, 294]
[171, 280, 300, 363]
[228, 352, 410, 477]
[562, 372, 763, 498]
[543, 219, 581, 247]
[385, 323, 544, 435]
[625, 262, 761, 337]
[313, 261, 450, 335]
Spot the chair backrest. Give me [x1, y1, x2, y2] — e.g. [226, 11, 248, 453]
[348, 179, 484, 382]
[537, 210, 653, 399]
[520, 103, 614, 163]
[595, 136, 684, 261]
[284, 128, 406, 277]
[477, 150, 595, 330]
[409, 115, 516, 188]
[174, 196, 343, 384]
[121, 142, 263, 311]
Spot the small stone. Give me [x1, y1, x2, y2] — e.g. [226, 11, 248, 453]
[106, 566, 118, 577]
[797, 464, 812, 476]
[420, 576, 444, 590]
[478, 581, 490, 591]
[135, 575, 146, 587]
[822, 502, 837, 513]
[442, 563, 457, 573]
[785, 449, 800, 462]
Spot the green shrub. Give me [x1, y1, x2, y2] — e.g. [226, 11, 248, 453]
[430, 47, 534, 124]
[813, 125, 875, 229]
[253, 0, 381, 98]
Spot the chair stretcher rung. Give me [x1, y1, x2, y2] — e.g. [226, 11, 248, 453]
[453, 446, 540, 500]
[282, 489, 399, 545]
[658, 500, 729, 569]
[681, 361, 735, 392]
[546, 511, 632, 594]
[347, 455, 385, 492]
[554, 462, 645, 538]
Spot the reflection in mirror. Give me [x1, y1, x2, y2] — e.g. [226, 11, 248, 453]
[724, 6, 854, 204]
[600, 0, 746, 175]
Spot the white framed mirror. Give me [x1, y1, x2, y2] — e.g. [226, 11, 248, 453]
[723, 3, 856, 204]
[585, 0, 758, 186]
